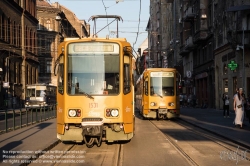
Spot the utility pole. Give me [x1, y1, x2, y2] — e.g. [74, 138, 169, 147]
[242, 28, 245, 94]
[21, 0, 26, 105]
[173, 0, 177, 67]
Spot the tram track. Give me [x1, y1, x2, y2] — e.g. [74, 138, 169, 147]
[149, 120, 199, 166]
[25, 141, 122, 166]
[178, 117, 250, 151]
[149, 118, 250, 166]
[177, 118, 250, 156]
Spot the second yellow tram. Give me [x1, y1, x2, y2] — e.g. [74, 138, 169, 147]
[135, 68, 181, 119]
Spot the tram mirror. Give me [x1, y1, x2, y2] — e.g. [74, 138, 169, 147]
[124, 56, 129, 64]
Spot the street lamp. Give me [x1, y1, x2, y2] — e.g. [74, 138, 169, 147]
[3, 82, 9, 108]
[236, 27, 245, 92]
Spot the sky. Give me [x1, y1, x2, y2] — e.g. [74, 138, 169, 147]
[49, 0, 149, 51]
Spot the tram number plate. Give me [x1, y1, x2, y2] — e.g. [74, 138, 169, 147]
[159, 109, 168, 114]
[89, 103, 98, 108]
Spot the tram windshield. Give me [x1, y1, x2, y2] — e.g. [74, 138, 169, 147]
[150, 72, 174, 96]
[67, 42, 120, 95]
[26, 88, 36, 97]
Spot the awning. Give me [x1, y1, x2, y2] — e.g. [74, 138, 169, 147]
[227, 5, 250, 12]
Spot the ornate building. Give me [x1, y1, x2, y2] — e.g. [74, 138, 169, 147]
[37, 0, 90, 85]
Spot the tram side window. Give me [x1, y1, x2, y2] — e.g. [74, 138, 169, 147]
[123, 55, 131, 95]
[144, 79, 148, 95]
[58, 64, 64, 94]
[124, 64, 131, 94]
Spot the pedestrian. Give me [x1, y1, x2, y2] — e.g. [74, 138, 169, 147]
[233, 88, 245, 128]
[222, 94, 230, 118]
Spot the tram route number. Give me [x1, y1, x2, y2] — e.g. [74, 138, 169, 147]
[89, 103, 98, 108]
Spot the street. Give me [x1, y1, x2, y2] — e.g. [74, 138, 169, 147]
[1, 108, 249, 166]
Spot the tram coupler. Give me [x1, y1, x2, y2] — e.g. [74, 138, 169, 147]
[81, 118, 103, 147]
[157, 109, 168, 120]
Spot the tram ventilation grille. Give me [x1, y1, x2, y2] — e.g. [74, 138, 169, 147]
[82, 118, 103, 122]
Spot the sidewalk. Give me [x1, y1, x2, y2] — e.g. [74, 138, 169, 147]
[0, 118, 59, 163]
[180, 107, 250, 149]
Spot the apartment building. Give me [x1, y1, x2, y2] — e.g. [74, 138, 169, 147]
[0, 0, 38, 108]
[214, 0, 250, 110]
[37, 0, 90, 86]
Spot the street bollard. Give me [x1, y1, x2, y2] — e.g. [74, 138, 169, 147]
[31, 108, 33, 124]
[13, 109, 15, 130]
[20, 108, 22, 128]
[40, 106, 42, 122]
[25, 107, 28, 126]
[35, 107, 38, 123]
[5, 109, 8, 133]
[48, 105, 51, 119]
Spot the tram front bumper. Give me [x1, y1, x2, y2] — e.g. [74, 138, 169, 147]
[81, 118, 103, 136]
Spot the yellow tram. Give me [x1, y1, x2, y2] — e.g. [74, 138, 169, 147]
[135, 68, 181, 119]
[54, 15, 135, 147]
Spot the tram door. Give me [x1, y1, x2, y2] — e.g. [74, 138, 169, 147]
[142, 76, 149, 114]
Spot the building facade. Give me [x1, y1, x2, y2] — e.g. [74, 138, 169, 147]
[37, 0, 90, 86]
[0, 0, 38, 108]
[148, 0, 250, 109]
[214, 0, 250, 110]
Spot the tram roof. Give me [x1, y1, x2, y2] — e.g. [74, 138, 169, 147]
[64, 37, 127, 42]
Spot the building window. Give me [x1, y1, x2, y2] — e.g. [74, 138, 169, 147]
[223, 64, 228, 75]
[46, 20, 51, 31]
[46, 60, 52, 73]
[37, 19, 41, 30]
[46, 37, 52, 52]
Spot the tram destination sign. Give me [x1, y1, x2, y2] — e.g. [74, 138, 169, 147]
[150, 72, 174, 77]
[68, 42, 119, 54]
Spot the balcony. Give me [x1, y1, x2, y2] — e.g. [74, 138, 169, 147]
[193, 30, 210, 43]
[183, 7, 195, 22]
[184, 36, 196, 50]
[166, 0, 174, 3]
[179, 45, 190, 56]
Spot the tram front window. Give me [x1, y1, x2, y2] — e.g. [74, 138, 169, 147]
[67, 43, 120, 96]
[150, 75, 174, 96]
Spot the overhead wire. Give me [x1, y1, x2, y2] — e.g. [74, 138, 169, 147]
[101, 0, 110, 36]
[133, 0, 141, 49]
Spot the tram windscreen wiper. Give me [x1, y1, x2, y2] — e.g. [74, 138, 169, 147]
[80, 91, 94, 99]
[155, 93, 163, 98]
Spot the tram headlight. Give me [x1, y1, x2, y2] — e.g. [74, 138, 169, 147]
[68, 109, 77, 117]
[111, 109, 119, 117]
[168, 102, 175, 106]
[150, 102, 156, 106]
